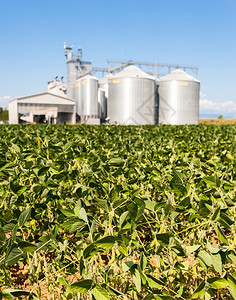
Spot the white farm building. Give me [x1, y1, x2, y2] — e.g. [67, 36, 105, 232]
[9, 78, 76, 124]
[9, 92, 76, 124]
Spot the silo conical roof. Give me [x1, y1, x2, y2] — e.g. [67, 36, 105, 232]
[99, 73, 113, 84]
[79, 74, 98, 81]
[160, 69, 199, 83]
[112, 65, 153, 79]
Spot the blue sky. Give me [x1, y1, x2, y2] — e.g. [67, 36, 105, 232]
[1, 0, 236, 117]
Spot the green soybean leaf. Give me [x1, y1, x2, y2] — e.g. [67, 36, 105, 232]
[146, 275, 164, 289]
[216, 226, 228, 245]
[64, 141, 74, 152]
[108, 158, 124, 166]
[16, 186, 27, 196]
[220, 212, 234, 226]
[207, 243, 220, 254]
[74, 201, 82, 216]
[191, 281, 205, 299]
[94, 199, 109, 211]
[171, 174, 186, 196]
[0, 228, 6, 241]
[9, 195, 18, 208]
[122, 261, 135, 272]
[70, 221, 86, 233]
[140, 252, 147, 270]
[4, 289, 30, 297]
[212, 207, 221, 221]
[18, 207, 31, 227]
[47, 178, 58, 189]
[58, 277, 67, 287]
[38, 166, 50, 176]
[156, 232, 174, 245]
[177, 197, 190, 210]
[198, 250, 212, 267]
[91, 285, 110, 300]
[79, 207, 88, 223]
[227, 274, 236, 299]
[207, 277, 228, 289]
[60, 209, 75, 217]
[94, 236, 115, 250]
[144, 200, 155, 211]
[71, 279, 93, 293]
[3, 223, 16, 233]
[83, 244, 98, 259]
[0, 292, 13, 299]
[117, 241, 128, 256]
[229, 254, 236, 265]
[211, 253, 222, 275]
[186, 245, 201, 254]
[5, 247, 22, 265]
[135, 205, 145, 222]
[11, 143, 20, 153]
[132, 269, 141, 292]
[62, 218, 86, 233]
[113, 198, 127, 209]
[120, 211, 129, 227]
[109, 187, 118, 202]
[203, 176, 216, 187]
[18, 242, 38, 253]
[171, 243, 185, 256]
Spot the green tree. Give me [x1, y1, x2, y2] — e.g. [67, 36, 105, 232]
[0, 109, 9, 122]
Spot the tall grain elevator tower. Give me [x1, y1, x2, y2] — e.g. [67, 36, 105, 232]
[64, 44, 92, 99]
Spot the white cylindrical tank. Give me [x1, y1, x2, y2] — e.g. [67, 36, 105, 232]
[108, 66, 156, 125]
[99, 73, 113, 98]
[158, 69, 200, 125]
[75, 75, 98, 118]
[98, 89, 107, 120]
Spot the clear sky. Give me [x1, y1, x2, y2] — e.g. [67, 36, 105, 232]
[1, 0, 236, 117]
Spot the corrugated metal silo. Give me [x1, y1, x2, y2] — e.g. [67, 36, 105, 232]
[98, 89, 107, 120]
[75, 74, 98, 118]
[99, 73, 113, 98]
[108, 66, 156, 125]
[158, 69, 200, 125]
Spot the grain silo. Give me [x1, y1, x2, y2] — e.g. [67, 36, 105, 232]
[158, 69, 200, 125]
[75, 74, 98, 121]
[108, 65, 156, 125]
[98, 89, 107, 121]
[99, 73, 113, 98]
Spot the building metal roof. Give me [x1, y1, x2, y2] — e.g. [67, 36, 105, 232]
[160, 69, 200, 83]
[10, 92, 75, 105]
[112, 65, 153, 79]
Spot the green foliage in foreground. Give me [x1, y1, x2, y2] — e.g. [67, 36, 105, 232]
[0, 124, 235, 299]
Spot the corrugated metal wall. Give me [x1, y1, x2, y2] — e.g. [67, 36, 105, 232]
[108, 77, 156, 125]
[158, 80, 199, 125]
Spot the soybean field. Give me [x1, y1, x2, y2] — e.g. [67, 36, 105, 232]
[0, 124, 235, 299]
